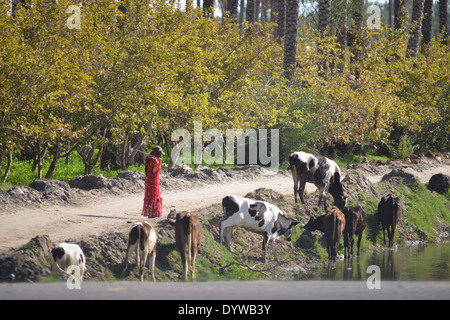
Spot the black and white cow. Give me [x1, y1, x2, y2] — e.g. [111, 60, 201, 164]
[50, 243, 86, 281]
[289, 151, 347, 210]
[220, 195, 299, 263]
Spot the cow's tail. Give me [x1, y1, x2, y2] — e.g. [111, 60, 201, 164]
[54, 262, 70, 276]
[332, 213, 338, 244]
[392, 198, 400, 226]
[185, 213, 192, 267]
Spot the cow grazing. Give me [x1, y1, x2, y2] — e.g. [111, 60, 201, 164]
[122, 221, 157, 282]
[168, 212, 203, 281]
[220, 195, 299, 263]
[289, 151, 347, 210]
[50, 243, 86, 281]
[377, 194, 402, 248]
[304, 206, 346, 262]
[341, 205, 367, 259]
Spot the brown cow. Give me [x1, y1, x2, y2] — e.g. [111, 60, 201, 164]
[341, 205, 367, 259]
[304, 206, 346, 262]
[377, 194, 402, 248]
[169, 212, 203, 281]
[121, 221, 157, 282]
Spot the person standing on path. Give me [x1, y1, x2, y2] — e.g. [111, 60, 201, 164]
[142, 146, 164, 218]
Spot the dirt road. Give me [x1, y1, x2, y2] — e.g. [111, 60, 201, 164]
[0, 174, 297, 252]
[0, 163, 448, 252]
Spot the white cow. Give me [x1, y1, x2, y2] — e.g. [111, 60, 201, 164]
[289, 151, 347, 210]
[121, 221, 157, 282]
[50, 243, 86, 282]
[220, 195, 298, 263]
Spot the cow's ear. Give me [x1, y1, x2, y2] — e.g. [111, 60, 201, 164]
[308, 158, 315, 170]
[292, 221, 300, 226]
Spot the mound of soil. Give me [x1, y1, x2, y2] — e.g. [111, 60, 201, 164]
[427, 173, 450, 194]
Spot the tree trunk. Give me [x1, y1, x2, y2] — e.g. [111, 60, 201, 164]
[349, 0, 364, 64]
[0, 150, 12, 183]
[335, 0, 347, 73]
[272, 0, 286, 40]
[406, 0, 425, 58]
[439, 0, 448, 44]
[246, 0, 256, 23]
[318, 0, 331, 36]
[421, 0, 433, 46]
[227, 0, 239, 17]
[394, 0, 406, 30]
[45, 141, 62, 179]
[283, 0, 299, 79]
[318, 0, 331, 79]
[203, 0, 214, 17]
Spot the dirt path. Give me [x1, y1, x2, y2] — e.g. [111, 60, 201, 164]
[0, 163, 448, 252]
[0, 174, 297, 252]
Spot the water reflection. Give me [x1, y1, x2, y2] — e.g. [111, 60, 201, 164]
[308, 243, 449, 281]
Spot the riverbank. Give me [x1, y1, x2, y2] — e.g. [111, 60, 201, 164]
[0, 157, 448, 283]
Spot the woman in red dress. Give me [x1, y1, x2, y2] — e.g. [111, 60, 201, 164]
[142, 146, 164, 218]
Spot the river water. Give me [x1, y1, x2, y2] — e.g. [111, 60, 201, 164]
[305, 242, 450, 281]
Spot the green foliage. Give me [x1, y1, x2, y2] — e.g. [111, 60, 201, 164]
[0, 0, 448, 185]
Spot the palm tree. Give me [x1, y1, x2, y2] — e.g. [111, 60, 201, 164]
[272, 0, 286, 40]
[227, 0, 239, 17]
[349, 0, 364, 64]
[406, 0, 425, 58]
[317, 0, 331, 78]
[394, 0, 406, 30]
[283, 0, 299, 79]
[421, 0, 433, 46]
[439, 0, 448, 44]
[318, 0, 331, 36]
[247, 0, 256, 23]
[334, 0, 347, 73]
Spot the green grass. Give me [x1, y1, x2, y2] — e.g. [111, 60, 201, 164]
[0, 151, 148, 190]
[334, 149, 390, 168]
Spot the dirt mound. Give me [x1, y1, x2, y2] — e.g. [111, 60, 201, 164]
[381, 169, 418, 184]
[427, 173, 450, 194]
[0, 235, 52, 282]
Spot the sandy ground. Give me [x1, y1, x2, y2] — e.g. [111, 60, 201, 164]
[0, 164, 448, 253]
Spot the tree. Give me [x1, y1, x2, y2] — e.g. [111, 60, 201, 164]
[247, 0, 256, 23]
[406, 0, 425, 58]
[283, 0, 299, 79]
[421, 0, 433, 47]
[272, 0, 286, 40]
[394, 0, 406, 30]
[439, 0, 448, 44]
[317, 0, 331, 78]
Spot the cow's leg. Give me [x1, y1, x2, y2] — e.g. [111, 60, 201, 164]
[139, 248, 149, 282]
[389, 224, 396, 248]
[344, 233, 350, 259]
[350, 235, 354, 256]
[121, 244, 134, 278]
[191, 246, 198, 281]
[220, 216, 239, 250]
[149, 249, 156, 283]
[271, 238, 279, 263]
[382, 225, 387, 246]
[178, 241, 188, 281]
[291, 166, 299, 203]
[356, 232, 363, 257]
[262, 233, 269, 263]
[299, 180, 307, 204]
[319, 186, 328, 211]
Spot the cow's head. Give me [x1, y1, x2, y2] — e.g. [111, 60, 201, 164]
[329, 175, 347, 209]
[333, 194, 348, 210]
[304, 214, 324, 232]
[274, 214, 299, 241]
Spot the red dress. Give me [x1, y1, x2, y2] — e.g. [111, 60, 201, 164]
[142, 156, 163, 218]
